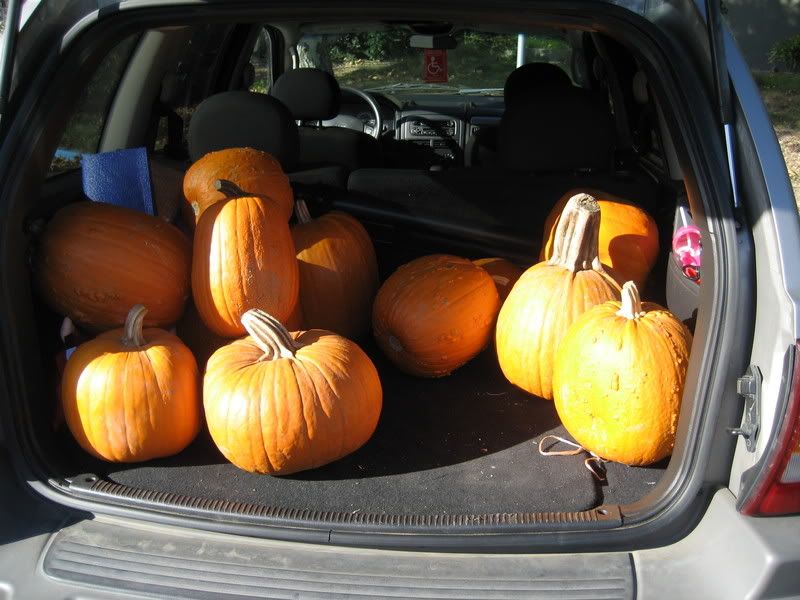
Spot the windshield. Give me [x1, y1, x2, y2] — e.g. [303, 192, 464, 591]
[297, 29, 572, 95]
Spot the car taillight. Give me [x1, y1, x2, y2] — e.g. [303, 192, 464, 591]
[740, 342, 800, 516]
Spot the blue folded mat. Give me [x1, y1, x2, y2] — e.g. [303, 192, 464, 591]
[81, 147, 155, 215]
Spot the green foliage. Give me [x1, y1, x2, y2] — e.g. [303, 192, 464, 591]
[769, 35, 800, 73]
[329, 32, 414, 63]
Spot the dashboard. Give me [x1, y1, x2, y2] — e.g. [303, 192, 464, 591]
[327, 91, 506, 167]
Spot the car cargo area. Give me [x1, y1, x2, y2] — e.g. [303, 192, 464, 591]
[37, 210, 673, 519]
[6, 8, 716, 539]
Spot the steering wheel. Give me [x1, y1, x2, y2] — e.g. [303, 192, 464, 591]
[341, 86, 383, 139]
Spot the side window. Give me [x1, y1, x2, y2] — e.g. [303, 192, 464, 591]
[248, 28, 273, 93]
[49, 35, 140, 175]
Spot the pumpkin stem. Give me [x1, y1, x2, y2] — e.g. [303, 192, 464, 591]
[121, 304, 147, 347]
[241, 309, 297, 360]
[616, 281, 644, 320]
[214, 179, 248, 198]
[295, 199, 312, 224]
[547, 193, 603, 272]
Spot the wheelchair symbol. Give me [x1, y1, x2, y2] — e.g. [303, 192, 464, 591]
[427, 57, 443, 76]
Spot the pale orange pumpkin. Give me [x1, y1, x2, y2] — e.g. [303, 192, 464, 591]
[204, 309, 383, 475]
[291, 199, 378, 339]
[183, 147, 293, 225]
[473, 258, 523, 302]
[553, 281, 692, 465]
[496, 193, 621, 400]
[61, 305, 200, 462]
[192, 180, 299, 337]
[35, 202, 191, 331]
[373, 254, 500, 377]
[540, 191, 659, 288]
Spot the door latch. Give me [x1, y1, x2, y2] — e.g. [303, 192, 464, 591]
[728, 365, 761, 452]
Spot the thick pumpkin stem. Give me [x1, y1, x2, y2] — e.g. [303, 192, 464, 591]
[547, 193, 603, 272]
[616, 281, 644, 320]
[214, 179, 247, 198]
[121, 304, 147, 347]
[295, 199, 312, 224]
[241, 309, 297, 360]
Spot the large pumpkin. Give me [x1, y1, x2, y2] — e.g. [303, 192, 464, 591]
[61, 305, 200, 462]
[192, 180, 299, 337]
[373, 254, 500, 377]
[540, 191, 659, 288]
[183, 147, 293, 225]
[496, 193, 621, 400]
[204, 309, 382, 475]
[35, 202, 191, 330]
[473, 257, 523, 302]
[291, 199, 378, 339]
[553, 281, 692, 465]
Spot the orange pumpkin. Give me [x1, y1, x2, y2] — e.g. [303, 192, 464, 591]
[540, 191, 659, 288]
[61, 305, 200, 462]
[553, 281, 692, 465]
[373, 254, 500, 377]
[35, 202, 191, 331]
[204, 309, 382, 475]
[473, 258, 523, 302]
[291, 199, 378, 339]
[496, 193, 621, 400]
[192, 180, 299, 337]
[183, 147, 293, 225]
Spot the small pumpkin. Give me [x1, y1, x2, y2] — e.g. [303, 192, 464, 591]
[35, 202, 191, 331]
[553, 281, 692, 465]
[61, 305, 200, 462]
[183, 147, 293, 226]
[192, 180, 299, 337]
[540, 191, 659, 288]
[373, 254, 500, 377]
[496, 193, 621, 400]
[204, 309, 382, 475]
[473, 258, 523, 302]
[291, 199, 378, 339]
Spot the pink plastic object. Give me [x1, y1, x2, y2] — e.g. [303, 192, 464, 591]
[672, 224, 702, 283]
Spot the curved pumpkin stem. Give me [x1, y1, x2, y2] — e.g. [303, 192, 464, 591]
[214, 179, 248, 198]
[294, 199, 312, 224]
[548, 193, 603, 272]
[241, 309, 297, 360]
[121, 304, 147, 347]
[616, 281, 644, 320]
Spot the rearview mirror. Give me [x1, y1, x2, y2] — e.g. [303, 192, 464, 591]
[409, 34, 458, 50]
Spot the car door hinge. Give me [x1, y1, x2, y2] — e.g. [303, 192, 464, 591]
[728, 365, 762, 451]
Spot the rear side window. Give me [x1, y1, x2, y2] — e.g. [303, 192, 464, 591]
[49, 35, 140, 175]
[248, 27, 274, 93]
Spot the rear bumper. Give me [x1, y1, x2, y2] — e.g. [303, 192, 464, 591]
[2, 477, 798, 599]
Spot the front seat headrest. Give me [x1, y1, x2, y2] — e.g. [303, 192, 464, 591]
[187, 91, 299, 171]
[271, 68, 341, 121]
[498, 87, 615, 172]
[504, 62, 572, 107]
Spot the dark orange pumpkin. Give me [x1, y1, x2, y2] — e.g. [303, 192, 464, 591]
[192, 180, 299, 338]
[183, 147, 293, 225]
[291, 199, 378, 339]
[373, 254, 500, 377]
[540, 191, 659, 288]
[204, 309, 382, 475]
[35, 202, 191, 330]
[62, 305, 200, 462]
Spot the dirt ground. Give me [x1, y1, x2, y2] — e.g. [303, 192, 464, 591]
[755, 72, 800, 209]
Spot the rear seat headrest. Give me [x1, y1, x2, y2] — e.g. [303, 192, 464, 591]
[271, 68, 341, 121]
[187, 91, 299, 171]
[503, 62, 572, 107]
[498, 87, 615, 172]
